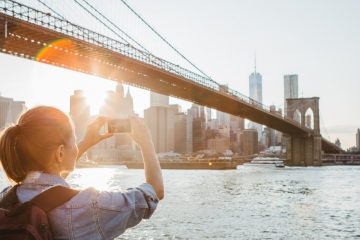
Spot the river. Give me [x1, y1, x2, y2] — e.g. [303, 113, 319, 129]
[1, 165, 359, 239]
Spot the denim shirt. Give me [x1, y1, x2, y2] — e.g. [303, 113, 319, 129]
[0, 171, 159, 240]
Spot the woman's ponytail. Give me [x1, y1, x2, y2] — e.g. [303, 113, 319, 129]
[0, 125, 29, 183]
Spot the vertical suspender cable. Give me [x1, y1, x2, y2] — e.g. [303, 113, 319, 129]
[4, 20, 7, 38]
[80, 0, 151, 54]
[36, 0, 65, 19]
[119, 0, 213, 80]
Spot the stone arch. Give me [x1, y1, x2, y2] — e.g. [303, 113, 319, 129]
[305, 108, 314, 129]
[286, 97, 320, 135]
[293, 109, 301, 124]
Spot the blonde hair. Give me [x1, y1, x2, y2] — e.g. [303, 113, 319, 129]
[0, 106, 74, 183]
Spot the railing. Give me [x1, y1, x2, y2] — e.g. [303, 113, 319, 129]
[322, 154, 360, 165]
[0, 0, 308, 130]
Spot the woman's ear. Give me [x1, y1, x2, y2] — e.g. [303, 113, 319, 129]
[55, 144, 65, 164]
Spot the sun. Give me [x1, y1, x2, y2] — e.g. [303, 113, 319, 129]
[82, 86, 108, 115]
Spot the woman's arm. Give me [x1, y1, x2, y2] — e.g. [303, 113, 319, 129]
[75, 116, 164, 199]
[76, 117, 113, 161]
[129, 117, 164, 200]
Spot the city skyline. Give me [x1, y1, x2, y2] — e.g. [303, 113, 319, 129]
[0, 0, 359, 148]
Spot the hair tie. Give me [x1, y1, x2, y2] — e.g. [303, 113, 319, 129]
[13, 125, 21, 149]
[15, 124, 21, 132]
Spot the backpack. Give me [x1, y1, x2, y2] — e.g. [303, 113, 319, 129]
[0, 185, 79, 240]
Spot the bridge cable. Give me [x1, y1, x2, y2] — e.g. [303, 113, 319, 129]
[320, 110, 331, 141]
[73, 0, 142, 50]
[119, 0, 213, 80]
[78, 0, 152, 54]
[35, 0, 66, 19]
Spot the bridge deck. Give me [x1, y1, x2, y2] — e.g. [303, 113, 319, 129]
[0, 12, 307, 135]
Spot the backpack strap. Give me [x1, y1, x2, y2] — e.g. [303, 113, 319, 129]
[0, 185, 79, 213]
[30, 185, 79, 212]
[0, 185, 20, 209]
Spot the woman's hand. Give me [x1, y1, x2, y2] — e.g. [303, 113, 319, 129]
[128, 116, 164, 199]
[128, 116, 153, 147]
[77, 116, 113, 160]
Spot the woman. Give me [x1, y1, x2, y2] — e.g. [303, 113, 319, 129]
[0, 106, 164, 239]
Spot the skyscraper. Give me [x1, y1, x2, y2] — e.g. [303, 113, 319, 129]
[356, 129, 360, 151]
[145, 92, 179, 153]
[241, 129, 258, 156]
[0, 95, 26, 128]
[144, 105, 178, 153]
[249, 72, 262, 104]
[70, 90, 90, 141]
[188, 104, 206, 152]
[150, 92, 169, 107]
[216, 110, 230, 128]
[284, 74, 299, 115]
[248, 57, 263, 139]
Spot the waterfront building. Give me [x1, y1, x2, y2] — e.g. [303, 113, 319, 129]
[357, 129, 360, 151]
[0, 95, 26, 129]
[70, 90, 90, 141]
[187, 104, 207, 153]
[208, 118, 219, 130]
[261, 127, 271, 148]
[230, 129, 242, 153]
[174, 112, 187, 154]
[192, 115, 206, 153]
[284, 74, 299, 116]
[241, 129, 258, 156]
[206, 107, 212, 121]
[230, 115, 244, 131]
[144, 104, 178, 153]
[150, 91, 169, 107]
[186, 109, 193, 153]
[207, 137, 230, 154]
[216, 110, 230, 128]
[248, 59, 263, 140]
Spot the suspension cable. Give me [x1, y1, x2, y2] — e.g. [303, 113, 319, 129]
[73, 0, 137, 49]
[79, 0, 151, 54]
[35, 0, 65, 19]
[119, 0, 213, 79]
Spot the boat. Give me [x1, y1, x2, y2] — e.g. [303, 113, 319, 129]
[123, 160, 241, 170]
[243, 157, 285, 168]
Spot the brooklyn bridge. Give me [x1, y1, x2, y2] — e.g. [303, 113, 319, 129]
[0, 0, 342, 166]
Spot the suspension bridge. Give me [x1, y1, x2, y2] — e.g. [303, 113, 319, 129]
[0, 0, 342, 166]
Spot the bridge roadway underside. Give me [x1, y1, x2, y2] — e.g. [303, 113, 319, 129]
[0, 14, 340, 156]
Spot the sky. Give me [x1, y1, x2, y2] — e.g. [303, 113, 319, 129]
[0, 0, 359, 148]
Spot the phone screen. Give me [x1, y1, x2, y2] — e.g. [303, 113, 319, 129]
[108, 119, 131, 133]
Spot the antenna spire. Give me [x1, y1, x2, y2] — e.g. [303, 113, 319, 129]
[254, 52, 257, 74]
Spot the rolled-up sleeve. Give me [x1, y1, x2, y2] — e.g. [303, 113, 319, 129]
[96, 183, 159, 239]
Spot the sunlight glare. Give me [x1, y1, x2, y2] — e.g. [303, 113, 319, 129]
[74, 168, 119, 191]
[83, 89, 107, 114]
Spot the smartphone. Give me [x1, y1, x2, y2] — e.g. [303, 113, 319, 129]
[108, 118, 131, 133]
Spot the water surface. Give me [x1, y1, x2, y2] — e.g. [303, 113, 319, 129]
[1, 166, 359, 239]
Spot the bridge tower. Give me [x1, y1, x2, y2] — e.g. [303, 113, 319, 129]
[285, 97, 322, 166]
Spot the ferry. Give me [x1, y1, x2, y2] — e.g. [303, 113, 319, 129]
[124, 160, 242, 170]
[243, 157, 285, 168]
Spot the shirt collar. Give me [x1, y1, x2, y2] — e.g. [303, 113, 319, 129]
[22, 171, 70, 187]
